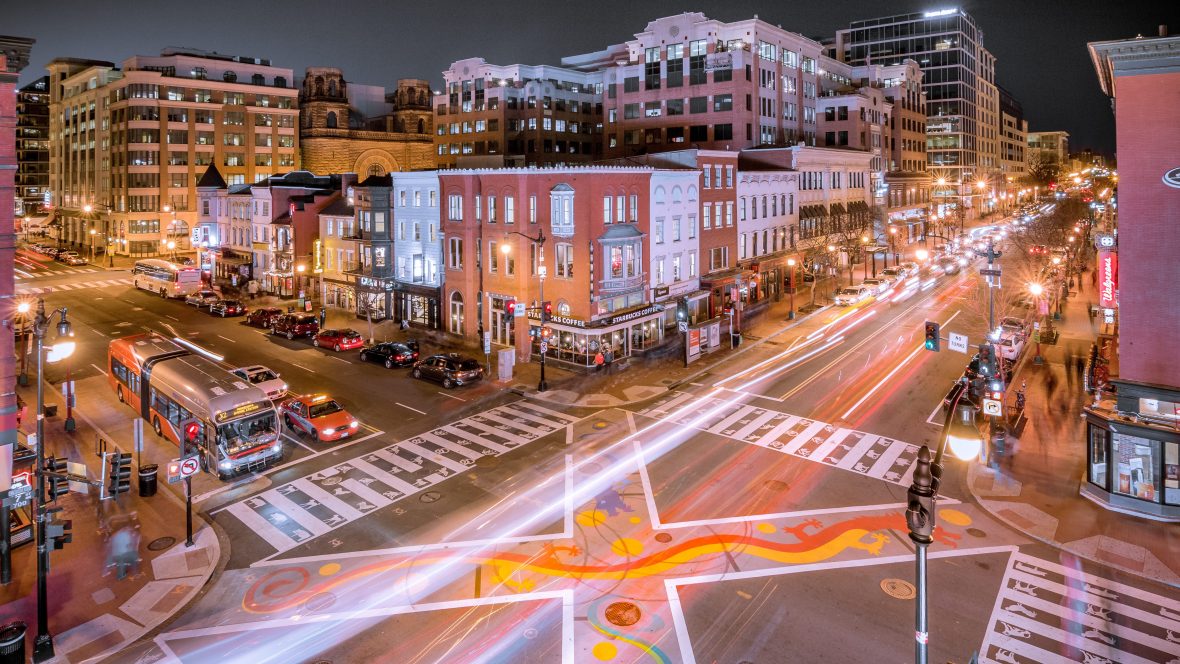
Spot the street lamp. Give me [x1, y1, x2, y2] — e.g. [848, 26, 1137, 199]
[501, 229, 549, 392]
[166, 240, 177, 262]
[88, 228, 96, 263]
[30, 299, 75, 662]
[15, 300, 31, 386]
[888, 225, 899, 268]
[907, 389, 982, 663]
[1029, 282, 1045, 364]
[915, 248, 929, 262]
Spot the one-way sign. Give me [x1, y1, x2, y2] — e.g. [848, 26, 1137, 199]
[979, 268, 1002, 277]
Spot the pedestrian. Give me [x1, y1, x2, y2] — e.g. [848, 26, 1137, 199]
[319, 307, 327, 330]
[594, 348, 605, 372]
[106, 514, 141, 580]
[604, 346, 615, 373]
[1044, 369, 1058, 402]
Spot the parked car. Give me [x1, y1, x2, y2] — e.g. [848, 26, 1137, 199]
[177, 257, 195, 266]
[55, 251, 80, 263]
[860, 278, 891, 296]
[834, 286, 871, 306]
[314, 328, 364, 352]
[271, 313, 319, 339]
[934, 257, 962, 276]
[184, 290, 220, 308]
[412, 353, 484, 389]
[279, 394, 359, 443]
[231, 365, 288, 400]
[879, 267, 904, 281]
[246, 307, 283, 328]
[62, 255, 89, 266]
[999, 316, 1028, 339]
[997, 333, 1025, 361]
[359, 341, 420, 368]
[209, 299, 247, 317]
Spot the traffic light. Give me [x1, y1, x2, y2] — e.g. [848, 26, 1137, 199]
[541, 301, 552, 323]
[108, 452, 132, 496]
[978, 343, 996, 377]
[45, 455, 69, 500]
[181, 418, 200, 453]
[924, 321, 940, 352]
[44, 508, 73, 551]
[505, 299, 516, 317]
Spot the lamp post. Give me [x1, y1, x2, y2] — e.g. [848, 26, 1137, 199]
[888, 225, 899, 269]
[167, 240, 177, 263]
[906, 388, 982, 664]
[861, 235, 870, 279]
[502, 229, 549, 392]
[88, 228, 96, 264]
[1029, 282, 1045, 364]
[15, 301, 31, 386]
[30, 299, 76, 662]
[786, 257, 797, 320]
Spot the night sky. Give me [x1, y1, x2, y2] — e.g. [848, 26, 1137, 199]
[7, 0, 1179, 156]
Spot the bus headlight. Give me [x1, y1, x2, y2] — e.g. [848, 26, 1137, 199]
[321, 428, 336, 436]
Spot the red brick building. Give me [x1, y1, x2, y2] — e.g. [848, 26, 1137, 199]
[1086, 31, 1180, 518]
[439, 167, 670, 368]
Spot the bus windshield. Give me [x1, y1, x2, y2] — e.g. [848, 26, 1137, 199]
[218, 412, 278, 457]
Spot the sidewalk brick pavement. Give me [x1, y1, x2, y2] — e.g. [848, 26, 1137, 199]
[968, 265, 1180, 587]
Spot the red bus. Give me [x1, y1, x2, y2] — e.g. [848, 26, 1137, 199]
[108, 334, 282, 479]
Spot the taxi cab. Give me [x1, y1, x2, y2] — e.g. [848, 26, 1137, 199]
[278, 394, 359, 443]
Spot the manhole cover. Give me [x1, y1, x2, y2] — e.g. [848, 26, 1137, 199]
[304, 592, 336, 613]
[967, 527, 986, 538]
[419, 491, 442, 503]
[880, 578, 916, 600]
[605, 601, 641, 627]
[147, 536, 176, 551]
[654, 533, 672, 544]
[523, 627, 538, 640]
[762, 480, 789, 491]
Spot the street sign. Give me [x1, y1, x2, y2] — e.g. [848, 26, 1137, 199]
[169, 455, 200, 484]
[948, 332, 969, 354]
[133, 419, 144, 455]
[539, 341, 548, 354]
[678, 321, 688, 333]
[482, 331, 491, 355]
[979, 268, 1002, 277]
[1033, 321, 1041, 330]
[982, 398, 1003, 417]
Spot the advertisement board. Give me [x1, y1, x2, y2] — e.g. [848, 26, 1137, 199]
[1097, 250, 1118, 309]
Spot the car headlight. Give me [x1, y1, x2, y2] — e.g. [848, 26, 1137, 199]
[271, 441, 282, 452]
[349, 420, 359, 428]
[322, 428, 336, 436]
[218, 460, 232, 470]
[280, 383, 288, 392]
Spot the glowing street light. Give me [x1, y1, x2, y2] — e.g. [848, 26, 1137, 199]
[915, 249, 929, 261]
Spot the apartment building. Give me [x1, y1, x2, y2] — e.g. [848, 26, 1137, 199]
[48, 49, 299, 259]
[439, 167, 669, 367]
[998, 86, 1027, 199]
[16, 76, 49, 217]
[390, 171, 443, 328]
[433, 58, 604, 168]
[1028, 130, 1070, 167]
[577, 12, 825, 157]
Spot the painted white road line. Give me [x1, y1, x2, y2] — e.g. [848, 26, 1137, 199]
[437, 391, 467, 401]
[264, 490, 332, 538]
[440, 424, 509, 454]
[925, 400, 946, 426]
[223, 501, 297, 551]
[395, 402, 427, 415]
[347, 457, 421, 497]
[89, 363, 107, 376]
[164, 314, 179, 321]
[291, 478, 364, 522]
[327, 355, 350, 363]
[516, 400, 580, 423]
[216, 334, 236, 343]
[398, 440, 470, 474]
[289, 362, 313, 372]
[783, 420, 828, 455]
[418, 431, 484, 461]
[281, 432, 317, 454]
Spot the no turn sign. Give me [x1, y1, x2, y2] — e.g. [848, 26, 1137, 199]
[169, 455, 201, 483]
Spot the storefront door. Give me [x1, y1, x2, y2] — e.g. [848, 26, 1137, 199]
[491, 299, 515, 346]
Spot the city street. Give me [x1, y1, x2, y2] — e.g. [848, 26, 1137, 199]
[18, 225, 1179, 663]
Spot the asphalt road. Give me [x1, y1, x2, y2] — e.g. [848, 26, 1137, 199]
[19, 237, 1180, 664]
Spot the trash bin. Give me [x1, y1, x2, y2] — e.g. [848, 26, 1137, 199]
[138, 464, 158, 497]
[42, 404, 57, 418]
[0, 621, 26, 664]
[989, 424, 1009, 467]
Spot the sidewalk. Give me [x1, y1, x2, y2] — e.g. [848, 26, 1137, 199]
[507, 281, 831, 408]
[967, 267, 1180, 587]
[0, 378, 220, 661]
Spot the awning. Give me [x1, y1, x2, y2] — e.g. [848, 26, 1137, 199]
[829, 202, 847, 217]
[800, 205, 828, 219]
[848, 200, 870, 214]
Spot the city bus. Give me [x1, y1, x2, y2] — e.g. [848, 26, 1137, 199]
[131, 258, 202, 298]
[108, 334, 282, 479]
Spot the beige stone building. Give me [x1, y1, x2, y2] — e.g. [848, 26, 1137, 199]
[299, 68, 434, 177]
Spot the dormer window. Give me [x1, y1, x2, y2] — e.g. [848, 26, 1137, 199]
[223, 71, 237, 83]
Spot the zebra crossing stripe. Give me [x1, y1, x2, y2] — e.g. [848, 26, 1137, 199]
[348, 457, 420, 496]
[811, 427, 853, 463]
[731, 409, 780, 441]
[512, 401, 580, 422]
[370, 447, 422, 473]
[224, 501, 296, 552]
[783, 421, 827, 455]
[999, 590, 1179, 656]
[835, 432, 878, 469]
[340, 477, 393, 511]
[291, 479, 364, 522]
[480, 411, 550, 436]
[264, 491, 332, 537]
[707, 405, 761, 435]
[418, 431, 484, 461]
[865, 441, 908, 478]
[398, 440, 470, 474]
[441, 425, 509, 454]
[754, 416, 802, 448]
[647, 392, 695, 416]
[496, 405, 564, 429]
[1008, 568, 1180, 632]
[462, 418, 529, 446]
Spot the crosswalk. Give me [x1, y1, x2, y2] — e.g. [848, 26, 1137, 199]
[979, 551, 1180, 663]
[635, 391, 922, 486]
[15, 267, 103, 279]
[224, 400, 580, 554]
[17, 278, 133, 295]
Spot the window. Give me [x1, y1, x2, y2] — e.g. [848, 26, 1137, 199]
[655, 218, 664, 244]
[703, 167, 712, 189]
[448, 238, 463, 268]
[603, 195, 612, 224]
[703, 205, 711, 230]
[715, 124, 733, 140]
[556, 243, 574, 277]
[710, 247, 729, 271]
[725, 202, 733, 226]
[667, 99, 684, 116]
[672, 216, 681, 242]
[449, 292, 464, 335]
[629, 195, 638, 222]
[504, 196, 515, 224]
[690, 96, 707, 114]
[713, 94, 733, 112]
[448, 194, 463, 221]
[529, 195, 537, 224]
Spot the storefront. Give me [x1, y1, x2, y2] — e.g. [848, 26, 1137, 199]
[529, 304, 665, 369]
[393, 282, 441, 329]
[354, 274, 393, 322]
[214, 248, 253, 289]
[323, 278, 355, 311]
[1083, 384, 1180, 520]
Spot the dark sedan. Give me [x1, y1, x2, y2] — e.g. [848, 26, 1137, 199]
[209, 299, 247, 317]
[359, 341, 420, 368]
[411, 353, 483, 389]
[246, 307, 283, 328]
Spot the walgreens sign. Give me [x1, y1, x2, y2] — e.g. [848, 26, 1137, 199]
[1098, 250, 1118, 309]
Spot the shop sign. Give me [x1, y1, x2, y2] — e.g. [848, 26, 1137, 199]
[607, 305, 663, 326]
[550, 315, 585, 328]
[359, 275, 394, 291]
[654, 286, 669, 298]
[704, 52, 732, 72]
[1097, 250, 1117, 309]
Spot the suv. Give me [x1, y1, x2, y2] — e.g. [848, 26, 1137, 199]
[412, 353, 484, 389]
[271, 313, 319, 340]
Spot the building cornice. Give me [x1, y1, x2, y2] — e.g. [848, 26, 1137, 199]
[1089, 34, 1180, 97]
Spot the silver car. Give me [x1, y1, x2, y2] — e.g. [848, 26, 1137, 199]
[231, 365, 288, 400]
[834, 286, 871, 306]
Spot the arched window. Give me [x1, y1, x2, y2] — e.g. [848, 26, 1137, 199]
[315, 76, 324, 96]
[417, 118, 425, 134]
[653, 186, 666, 205]
[671, 186, 683, 203]
[367, 164, 384, 177]
[328, 79, 338, 97]
[687, 185, 698, 202]
[274, 76, 287, 88]
[326, 111, 337, 128]
[192, 67, 207, 80]
[557, 301, 571, 316]
[448, 291, 465, 335]
[223, 70, 237, 83]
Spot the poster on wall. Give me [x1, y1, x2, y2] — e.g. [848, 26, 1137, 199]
[1097, 250, 1118, 309]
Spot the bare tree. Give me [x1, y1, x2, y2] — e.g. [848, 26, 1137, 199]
[1023, 152, 1059, 188]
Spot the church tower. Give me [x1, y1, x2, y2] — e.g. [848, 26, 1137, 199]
[300, 67, 349, 131]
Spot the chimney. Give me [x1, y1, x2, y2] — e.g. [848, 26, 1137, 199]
[1161, 25, 1169, 37]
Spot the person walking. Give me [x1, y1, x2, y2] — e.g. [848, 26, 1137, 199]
[594, 348, 605, 372]
[603, 345, 615, 374]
